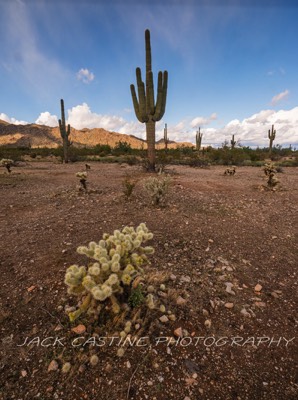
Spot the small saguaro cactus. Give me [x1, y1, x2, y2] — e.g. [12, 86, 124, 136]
[130, 29, 168, 171]
[196, 127, 203, 151]
[231, 134, 236, 149]
[59, 99, 71, 163]
[164, 123, 169, 150]
[268, 124, 276, 156]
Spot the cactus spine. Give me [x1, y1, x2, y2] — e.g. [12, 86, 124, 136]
[164, 123, 168, 150]
[196, 127, 203, 151]
[268, 124, 276, 156]
[59, 99, 71, 163]
[130, 29, 168, 171]
[231, 134, 236, 149]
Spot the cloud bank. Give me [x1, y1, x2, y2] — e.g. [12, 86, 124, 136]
[2, 104, 297, 148]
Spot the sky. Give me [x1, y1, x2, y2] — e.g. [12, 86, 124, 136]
[0, 0, 298, 148]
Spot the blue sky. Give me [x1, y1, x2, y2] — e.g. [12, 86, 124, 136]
[0, 0, 298, 147]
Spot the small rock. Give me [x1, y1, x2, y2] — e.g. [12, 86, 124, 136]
[240, 308, 250, 317]
[225, 282, 235, 295]
[254, 301, 266, 307]
[176, 296, 187, 306]
[126, 361, 131, 369]
[159, 315, 169, 323]
[254, 284, 262, 292]
[224, 302, 234, 309]
[170, 274, 177, 281]
[202, 308, 209, 316]
[147, 381, 153, 386]
[204, 319, 212, 329]
[71, 324, 86, 334]
[47, 360, 59, 372]
[21, 370, 27, 377]
[174, 327, 183, 337]
[180, 275, 191, 283]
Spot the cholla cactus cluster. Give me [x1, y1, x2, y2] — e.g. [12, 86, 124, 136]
[64, 223, 155, 322]
[0, 158, 13, 173]
[224, 166, 236, 175]
[144, 175, 170, 206]
[76, 171, 87, 191]
[263, 163, 279, 188]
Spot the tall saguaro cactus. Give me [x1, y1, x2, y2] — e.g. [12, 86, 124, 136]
[59, 99, 71, 163]
[231, 134, 236, 149]
[268, 124, 276, 156]
[130, 29, 168, 171]
[196, 127, 203, 151]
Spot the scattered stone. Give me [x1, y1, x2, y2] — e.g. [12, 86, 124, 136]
[180, 275, 191, 283]
[71, 324, 86, 334]
[174, 327, 183, 337]
[176, 296, 187, 306]
[254, 284, 262, 292]
[21, 370, 27, 377]
[204, 319, 212, 329]
[159, 315, 169, 323]
[27, 285, 36, 292]
[225, 282, 235, 295]
[202, 308, 209, 316]
[170, 274, 177, 281]
[126, 361, 131, 369]
[254, 301, 266, 307]
[47, 360, 59, 372]
[147, 381, 153, 386]
[62, 362, 71, 373]
[240, 308, 250, 317]
[224, 302, 234, 309]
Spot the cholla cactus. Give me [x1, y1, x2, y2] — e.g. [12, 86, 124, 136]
[224, 166, 236, 176]
[264, 163, 279, 188]
[64, 223, 155, 322]
[76, 171, 87, 191]
[144, 175, 171, 206]
[0, 158, 13, 173]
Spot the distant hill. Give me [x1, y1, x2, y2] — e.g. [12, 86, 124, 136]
[0, 120, 193, 149]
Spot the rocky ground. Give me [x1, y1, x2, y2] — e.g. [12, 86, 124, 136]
[0, 161, 297, 400]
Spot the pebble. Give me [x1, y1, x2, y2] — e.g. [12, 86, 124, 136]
[159, 315, 169, 323]
[174, 327, 183, 337]
[71, 324, 86, 334]
[176, 296, 187, 306]
[225, 282, 235, 295]
[240, 308, 250, 317]
[21, 370, 27, 377]
[47, 360, 59, 372]
[204, 319, 212, 329]
[224, 302, 234, 309]
[254, 284, 262, 292]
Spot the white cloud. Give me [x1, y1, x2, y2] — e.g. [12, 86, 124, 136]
[190, 113, 217, 128]
[0, 112, 28, 125]
[270, 89, 289, 106]
[35, 112, 58, 127]
[76, 68, 95, 84]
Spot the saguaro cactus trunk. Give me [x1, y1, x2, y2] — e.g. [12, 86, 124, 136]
[231, 134, 236, 149]
[164, 123, 168, 150]
[130, 29, 168, 171]
[268, 124, 276, 156]
[59, 99, 71, 163]
[196, 128, 203, 151]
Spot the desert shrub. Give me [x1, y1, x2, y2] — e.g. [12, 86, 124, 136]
[64, 223, 156, 322]
[112, 141, 133, 156]
[125, 155, 139, 166]
[144, 175, 171, 206]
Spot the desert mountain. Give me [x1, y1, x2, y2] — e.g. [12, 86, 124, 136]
[0, 120, 193, 149]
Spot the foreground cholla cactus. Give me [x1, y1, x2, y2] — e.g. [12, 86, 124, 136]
[64, 223, 155, 322]
[0, 158, 14, 173]
[144, 175, 171, 206]
[76, 171, 87, 191]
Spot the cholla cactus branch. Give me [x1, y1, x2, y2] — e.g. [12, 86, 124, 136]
[76, 171, 87, 191]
